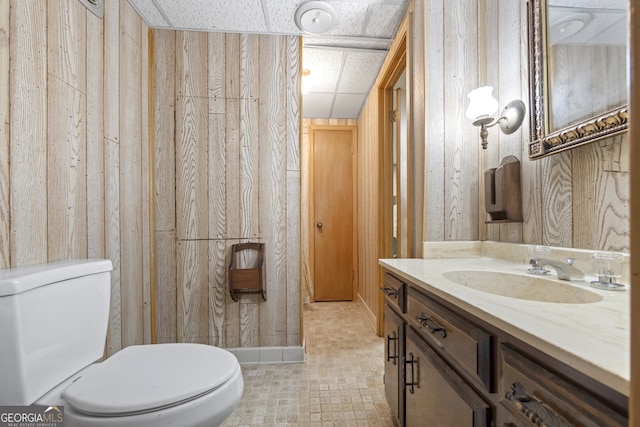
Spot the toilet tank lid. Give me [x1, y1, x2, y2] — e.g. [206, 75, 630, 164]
[0, 259, 113, 297]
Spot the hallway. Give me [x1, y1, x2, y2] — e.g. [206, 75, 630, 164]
[222, 301, 394, 426]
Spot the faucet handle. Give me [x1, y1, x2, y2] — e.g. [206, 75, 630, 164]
[567, 257, 575, 266]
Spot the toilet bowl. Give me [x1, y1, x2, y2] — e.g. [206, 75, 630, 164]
[37, 343, 243, 427]
[0, 260, 243, 427]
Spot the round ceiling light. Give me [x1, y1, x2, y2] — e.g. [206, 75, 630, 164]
[295, 1, 338, 34]
[548, 13, 591, 42]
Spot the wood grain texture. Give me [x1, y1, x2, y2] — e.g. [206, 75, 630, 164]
[177, 240, 209, 343]
[541, 152, 573, 248]
[47, 0, 85, 90]
[119, 22, 143, 347]
[46, 77, 87, 261]
[152, 30, 176, 232]
[176, 31, 208, 240]
[140, 23, 151, 344]
[153, 30, 301, 348]
[0, 0, 10, 268]
[259, 35, 287, 346]
[155, 231, 177, 343]
[9, 0, 48, 266]
[86, 11, 105, 259]
[443, 0, 479, 241]
[424, 0, 445, 242]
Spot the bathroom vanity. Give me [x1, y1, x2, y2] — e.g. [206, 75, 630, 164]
[380, 247, 629, 427]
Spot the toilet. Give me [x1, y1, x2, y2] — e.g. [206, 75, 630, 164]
[0, 259, 243, 427]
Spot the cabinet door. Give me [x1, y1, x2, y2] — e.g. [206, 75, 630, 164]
[405, 328, 491, 427]
[384, 304, 405, 426]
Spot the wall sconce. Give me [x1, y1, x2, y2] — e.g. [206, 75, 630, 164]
[466, 86, 526, 149]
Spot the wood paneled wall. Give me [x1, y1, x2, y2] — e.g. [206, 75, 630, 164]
[152, 30, 301, 348]
[0, 0, 150, 356]
[355, 0, 630, 330]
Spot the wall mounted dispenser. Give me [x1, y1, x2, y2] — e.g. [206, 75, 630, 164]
[484, 155, 523, 223]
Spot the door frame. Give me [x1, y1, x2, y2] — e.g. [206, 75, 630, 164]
[308, 124, 359, 302]
[377, 26, 408, 335]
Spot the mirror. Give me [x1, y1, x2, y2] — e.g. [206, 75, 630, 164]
[527, 0, 628, 159]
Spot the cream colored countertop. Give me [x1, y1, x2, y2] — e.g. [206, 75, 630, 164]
[379, 256, 630, 396]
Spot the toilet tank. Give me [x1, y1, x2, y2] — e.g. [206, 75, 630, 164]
[0, 259, 112, 405]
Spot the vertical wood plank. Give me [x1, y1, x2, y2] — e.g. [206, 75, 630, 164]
[209, 239, 226, 346]
[152, 30, 176, 231]
[47, 0, 85, 90]
[424, 0, 445, 241]
[152, 29, 177, 345]
[177, 240, 209, 343]
[0, 0, 10, 268]
[225, 98, 241, 239]
[259, 35, 287, 346]
[443, 0, 479, 240]
[119, 18, 143, 347]
[46, 78, 87, 261]
[176, 31, 208, 240]
[86, 11, 105, 259]
[9, 0, 48, 266]
[140, 22, 151, 344]
[208, 32, 226, 114]
[103, 0, 122, 355]
[541, 152, 573, 247]
[286, 35, 301, 345]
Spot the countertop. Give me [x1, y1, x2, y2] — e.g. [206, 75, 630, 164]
[379, 256, 630, 396]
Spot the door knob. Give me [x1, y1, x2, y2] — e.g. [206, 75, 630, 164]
[316, 222, 323, 229]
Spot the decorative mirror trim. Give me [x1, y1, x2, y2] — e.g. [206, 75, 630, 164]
[527, 0, 629, 159]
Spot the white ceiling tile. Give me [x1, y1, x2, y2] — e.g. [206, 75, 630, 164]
[338, 51, 386, 93]
[262, 0, 305, 34]
[365, 4, 405, 38]
[128, 0, 169, 27]
[303, 93, 335, 118]
[304, 36, 390, 51]
[332, 93, 366, 118]
[155, 0, 268, 33]
[326, 2, 369, 36]
[303, 49, 344, 93]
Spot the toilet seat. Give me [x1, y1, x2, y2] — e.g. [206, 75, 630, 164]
[62, 343, 238, 417]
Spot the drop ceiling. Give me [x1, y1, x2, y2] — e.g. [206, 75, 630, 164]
[128, 0, 409, 119]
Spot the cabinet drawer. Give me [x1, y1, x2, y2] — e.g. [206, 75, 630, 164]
[500, 344, 627, 427]
[382, 273, 406, 313]
[407, 287, 493, 392]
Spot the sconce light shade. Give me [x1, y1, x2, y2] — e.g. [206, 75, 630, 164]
[466, 86, 499, 123]
[467, 86, 526, 150]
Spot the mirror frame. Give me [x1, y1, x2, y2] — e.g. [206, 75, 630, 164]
[527, 0, 629, 159]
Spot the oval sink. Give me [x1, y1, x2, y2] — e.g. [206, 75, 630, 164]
[442, 270, 603, 304]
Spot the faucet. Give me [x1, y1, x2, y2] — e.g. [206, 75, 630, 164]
[528, 258, 584, 281]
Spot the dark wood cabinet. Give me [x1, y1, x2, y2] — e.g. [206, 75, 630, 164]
[405, 327, 491, 427]
[381, 269, 628, 427]
[384, 304, 405, 426]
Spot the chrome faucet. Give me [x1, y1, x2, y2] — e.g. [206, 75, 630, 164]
[528, 258, 584, 281]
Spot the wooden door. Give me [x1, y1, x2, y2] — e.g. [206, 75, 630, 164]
[310, 126, 356, 301]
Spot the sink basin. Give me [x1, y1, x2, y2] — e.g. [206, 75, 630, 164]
[442, 270, 603, 304]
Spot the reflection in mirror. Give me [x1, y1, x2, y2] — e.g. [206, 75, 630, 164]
[527, 0, 629, 159]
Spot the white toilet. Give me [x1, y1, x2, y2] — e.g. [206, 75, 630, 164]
[0, 259, 243, 427]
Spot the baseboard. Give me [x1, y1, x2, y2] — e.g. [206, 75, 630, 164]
[227, 345, 305, 365]
[357, 293, 377, 333]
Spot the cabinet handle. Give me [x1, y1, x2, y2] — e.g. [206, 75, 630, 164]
[416, 313, 447, 338]
[380, 286, 398, 298]
[386, 331, 398, 365]
[505, 382, 572, 427]
[404, 352, 416, 394]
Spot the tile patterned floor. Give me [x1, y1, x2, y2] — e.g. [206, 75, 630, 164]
[221, 301, 394, 426]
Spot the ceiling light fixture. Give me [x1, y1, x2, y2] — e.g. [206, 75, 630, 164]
[295, 1, 338, 34]
[466, 86, 525, 150]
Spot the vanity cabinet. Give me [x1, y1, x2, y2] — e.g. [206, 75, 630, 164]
[383, 273, 407, 426]
[405, 327, 491, 426]
[381, 270, 628, 427]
